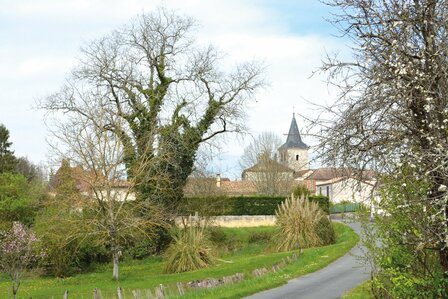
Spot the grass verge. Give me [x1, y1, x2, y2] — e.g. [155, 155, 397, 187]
[178, 222, 358, 298]
[0, 222, 358, 299]
[342, 280, 373, 299]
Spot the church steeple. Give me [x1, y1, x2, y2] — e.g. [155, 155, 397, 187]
[279, 113, 308, 150]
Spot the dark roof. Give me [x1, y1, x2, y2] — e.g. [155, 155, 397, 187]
[279, 114, 308, 150]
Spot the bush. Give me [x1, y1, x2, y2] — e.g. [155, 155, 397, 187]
[180, 195, 330, 216]
[124, 226, 173, 259]
[315, 216, 336, 245]
[208, 227, 241, 252]
[0, 173, 42, 229]
[292, 184, 310, 198]
[165, 224, 214, 273]
[275, 195, 335, 252]
[248, 231, 273, 244]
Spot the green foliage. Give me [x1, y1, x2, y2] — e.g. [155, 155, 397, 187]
[275, 195, 335, 251]
[308, 195, 330, 214]
[165, 225, 214, 273]
[0, 173, 41, 229]
[180, 195, 330, 216]
[315, 216, 336, 245]
[15, 157, 43, 182]
[124, 227, 173, 260]
[0, 124, 17, 173]
[330, 201, 360, 214]
[364, 172, 448, 298]
[33, 162, 94, 277]
[292, 184, 310, 198]
[208, 227, 242, 252]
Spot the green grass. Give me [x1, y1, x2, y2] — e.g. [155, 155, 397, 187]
[0, 222, 358, 299]
[342, 280, 373, 299]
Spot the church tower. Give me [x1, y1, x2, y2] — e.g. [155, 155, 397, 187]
[278, 114, 309, 172]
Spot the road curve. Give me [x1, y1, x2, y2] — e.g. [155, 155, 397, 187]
[245, 222, 371, 299]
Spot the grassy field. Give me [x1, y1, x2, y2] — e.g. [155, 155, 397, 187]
[342, 280, 373, 299]
[0, 222, 358, 299]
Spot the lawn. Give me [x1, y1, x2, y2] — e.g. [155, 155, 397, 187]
[0, 222, 358, 299]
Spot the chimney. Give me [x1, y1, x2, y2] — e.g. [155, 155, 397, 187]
[216, 174, 221, 188]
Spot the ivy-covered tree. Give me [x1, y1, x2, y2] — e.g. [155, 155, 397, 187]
[41, 8, 264, 209]
[0, 124, 17, 173]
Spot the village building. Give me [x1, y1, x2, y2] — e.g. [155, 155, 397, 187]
[240, 114, 377, 205]
[52, 114, 377, 205]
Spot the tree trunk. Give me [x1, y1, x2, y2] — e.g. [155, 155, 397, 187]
[113, 252, 119, 281]
[441, 243, 448, 274]
[12, 278, 19, 299]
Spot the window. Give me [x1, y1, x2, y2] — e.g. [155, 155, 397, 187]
[295, 154, 299, 161]
[319, 187, 322, 195]
[326, 186, 330, 197]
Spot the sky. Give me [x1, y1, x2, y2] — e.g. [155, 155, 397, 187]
[0, 0, 349, 179]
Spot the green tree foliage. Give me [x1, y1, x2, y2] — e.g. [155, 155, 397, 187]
[15, 157, 44, 182]
[0, 173, 40, 230]
[363, 172, 448, 298]
[0, 124, 17, 173]
[292, 184, 311, 198]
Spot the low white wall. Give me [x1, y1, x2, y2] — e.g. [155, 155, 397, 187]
[212, 215, 276, 227]
[176, 215, 276, 227]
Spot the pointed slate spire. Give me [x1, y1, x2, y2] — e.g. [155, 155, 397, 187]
[279, 113, 308, 150]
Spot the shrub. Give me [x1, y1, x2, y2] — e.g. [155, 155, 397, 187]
[248, 231, 273, 244]
[315, 216, 336, 245]
[207, 227, 241, 252]
[208, 227, 228, 245]
[0, 173, 42, 229]
[165, 224, 214, 273]
[292, 184, 310, 198]
[275, 195, 335, 252]
[124, 227, 173, 260]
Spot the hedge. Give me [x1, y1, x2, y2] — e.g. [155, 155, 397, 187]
[329, 202, 361, 214]
[179, 195, 330, 216]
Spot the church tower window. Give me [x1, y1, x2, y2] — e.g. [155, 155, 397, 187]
[295, 154, 299, 161]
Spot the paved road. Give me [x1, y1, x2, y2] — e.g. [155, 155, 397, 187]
[245, 222, 371, 299]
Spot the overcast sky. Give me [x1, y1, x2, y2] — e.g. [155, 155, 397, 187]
[0, 0, 349, 179]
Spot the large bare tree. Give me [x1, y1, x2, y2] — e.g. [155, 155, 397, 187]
[317, 0, 448, 288]
[41, 9, 264, 208]
[240, 132, 293, 196]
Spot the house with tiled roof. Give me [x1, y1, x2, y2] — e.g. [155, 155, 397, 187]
[240, 113, 377, 204]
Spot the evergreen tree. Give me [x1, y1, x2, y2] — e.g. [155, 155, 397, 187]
[0, 124, 16, 173]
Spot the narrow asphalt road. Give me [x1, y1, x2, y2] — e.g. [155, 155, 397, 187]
[245, 222, 371, 299]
